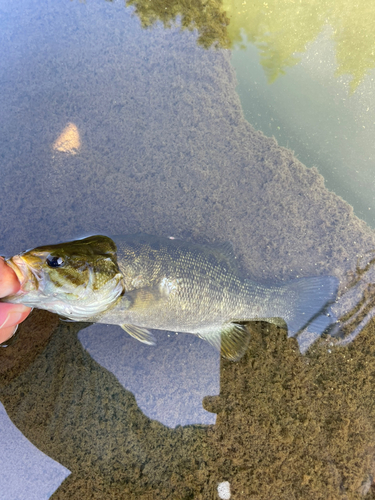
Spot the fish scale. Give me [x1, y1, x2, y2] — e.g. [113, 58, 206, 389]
[2, 234, 338, 361]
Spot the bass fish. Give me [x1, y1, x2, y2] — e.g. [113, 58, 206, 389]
[3, 234, 338, 360]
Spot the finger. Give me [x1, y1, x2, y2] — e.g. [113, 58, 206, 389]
[0, 303, 31, 344]
[0, 257, 20, 297]
[0, 304, 32, 344]
[0, 325, 19, 344]
[0, 303, 31, 330]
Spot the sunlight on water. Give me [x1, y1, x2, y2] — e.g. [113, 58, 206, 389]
[53, 123, 81, 154]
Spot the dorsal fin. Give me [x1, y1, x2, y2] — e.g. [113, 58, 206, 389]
[204, 240, 239, 274]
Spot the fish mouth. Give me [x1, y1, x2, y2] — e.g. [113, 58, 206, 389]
[5, 255, 41, 294]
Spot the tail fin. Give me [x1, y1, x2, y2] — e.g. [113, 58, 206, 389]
[282, 276, 338, 337]
[296, 307, 338, 354]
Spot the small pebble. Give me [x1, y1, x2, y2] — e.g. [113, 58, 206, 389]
[217, 481, 231, 499]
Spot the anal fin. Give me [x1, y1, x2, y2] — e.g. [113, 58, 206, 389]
[120, 324, 156, 345]
[198, 322, 252, 361]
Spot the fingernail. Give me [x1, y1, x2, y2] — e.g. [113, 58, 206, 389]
[0, 312, 25, 329]
[0, 325, 18, 347]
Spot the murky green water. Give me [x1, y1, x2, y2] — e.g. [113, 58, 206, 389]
[1, 0, 375, 498]
[232, 30, 375, 228]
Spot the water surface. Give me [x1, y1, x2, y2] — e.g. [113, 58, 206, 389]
[1, 0, 375, 498]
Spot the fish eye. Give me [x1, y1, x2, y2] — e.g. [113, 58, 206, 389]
[46, 255, 65, 268]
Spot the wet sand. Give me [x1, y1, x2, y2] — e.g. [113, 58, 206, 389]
[2, 312, 375, 498]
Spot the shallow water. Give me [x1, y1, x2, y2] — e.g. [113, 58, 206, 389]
[1, 0, 375, 498]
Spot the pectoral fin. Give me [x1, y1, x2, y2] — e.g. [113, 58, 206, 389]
[198, 323, 252, 361]
[120, 324, 156, 345]
[123, 285, 170, 310]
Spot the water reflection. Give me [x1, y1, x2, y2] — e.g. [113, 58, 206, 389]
[127, 0, 231, 50]
[53, 123, 81, 155]
[111, 0, 375, 91]
[111, 0, 375, 225]
[223, 0, 375, 92]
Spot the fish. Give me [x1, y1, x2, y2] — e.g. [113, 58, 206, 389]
[2, 234, 338, 360]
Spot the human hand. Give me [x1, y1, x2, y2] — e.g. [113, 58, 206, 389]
[0, 257, 31, 344]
